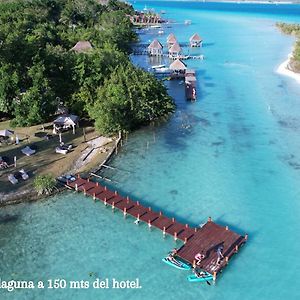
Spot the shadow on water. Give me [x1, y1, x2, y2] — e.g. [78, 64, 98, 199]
[0, 214, 19, 224]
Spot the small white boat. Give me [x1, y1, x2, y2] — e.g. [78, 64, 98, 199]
[158, 30, 164, 35]
[151, 64, 166, 69]
[151, 25, 161, 28]
[184, 20, 192, 25]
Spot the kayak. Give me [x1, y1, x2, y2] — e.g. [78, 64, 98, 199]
[187, 273, 214, 282]
[162, 257, 191, 270]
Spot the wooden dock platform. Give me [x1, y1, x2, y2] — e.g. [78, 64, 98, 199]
[64, 176, 247, 280]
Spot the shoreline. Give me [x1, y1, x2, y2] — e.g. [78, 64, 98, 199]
[276, 51, 300, 83]
[0, 135, 121, 207]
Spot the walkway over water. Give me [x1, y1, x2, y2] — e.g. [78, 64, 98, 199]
[64, 176, 247, 279]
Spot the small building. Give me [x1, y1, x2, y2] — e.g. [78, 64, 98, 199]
[185, 69, 197, 101]
[169, 59, 187, 77]
[71, 41, 93, 53]
[53, 114, 79, 134]
[167, 33, 177, 48]
[148, 39, 163, 56]
[168, 42, 182, 58]
[189, 33, 203, 47]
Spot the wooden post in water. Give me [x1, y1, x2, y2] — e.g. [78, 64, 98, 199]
[163, 226, 166, 238]
[213, 272, 217, 282]
[112, 202, 115, 212]
[75, 184, 78, 192]
[208, 216, 212, 222]
[226, 226, 229, 231]
[83, 188, 86, 196]
[184, 237, 187, 244]
[174, 232, 177, 241]
[245, 234, 248, 241]
[93, 193, 96, 201]
[235, 245, 239, 253]
[148, 220, 152, 229]
[14, 156, 17, 168]
[104, 198, 107, 206]
[123, 207, 127, 218]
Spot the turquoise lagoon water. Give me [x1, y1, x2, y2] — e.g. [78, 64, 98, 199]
[2, 2, 300, 299]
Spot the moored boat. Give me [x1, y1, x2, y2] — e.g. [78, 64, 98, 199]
[187, 272, 213, 282]
[162, 257, 191, 270]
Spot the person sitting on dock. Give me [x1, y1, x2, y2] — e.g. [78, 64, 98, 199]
[216, 245, 224, 265]
[195, 251, 205, 265]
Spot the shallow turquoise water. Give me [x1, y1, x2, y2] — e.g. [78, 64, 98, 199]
[2, 2, 300, 300]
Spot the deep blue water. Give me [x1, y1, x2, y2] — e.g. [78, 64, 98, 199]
[1, 2, 300, 300]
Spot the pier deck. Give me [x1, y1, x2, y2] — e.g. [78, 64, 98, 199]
[64, 176, 247, 279]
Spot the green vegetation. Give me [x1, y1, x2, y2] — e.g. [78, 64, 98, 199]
[34, 174, 56, 195]
[277, 22, 300, 73]
[0, 0, 174, 133]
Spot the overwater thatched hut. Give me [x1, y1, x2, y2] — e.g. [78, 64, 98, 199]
[169, 59, 187, 77]
[71, 41, 93, 53]
[167, 33, 177, 48]
[169, 42, 182, 58]
[148, 39, 163, 56]
[189, 33, 203, 47]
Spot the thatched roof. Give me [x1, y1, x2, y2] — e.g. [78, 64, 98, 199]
[169, 59, 187, 70]
[189, 33, 202, 42]
[169, 42, 181, 53]
[71, 41, 93, 53]
[148, 39, 163, 50]
[167, 33, 177, 44]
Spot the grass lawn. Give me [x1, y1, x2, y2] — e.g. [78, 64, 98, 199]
[0, 120, 111, 195]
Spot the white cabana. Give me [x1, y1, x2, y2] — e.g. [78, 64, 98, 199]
[53, 114, 79, 134]
[0, 129, 14, 137]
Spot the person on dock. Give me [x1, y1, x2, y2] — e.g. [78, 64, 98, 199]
[195, 251, 205, 265]
[216, 245, 224, 265]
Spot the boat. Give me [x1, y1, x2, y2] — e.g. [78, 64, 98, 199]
[158, 30, 164, 35]
[151, 64, 166, 69]
[162, 257, 191, 270]
[184, 20, 192, 25]
[187, 272, 214, 282]
[150, 25, 161, 28]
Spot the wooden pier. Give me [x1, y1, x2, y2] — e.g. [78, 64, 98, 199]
[64, 176, 247, 280]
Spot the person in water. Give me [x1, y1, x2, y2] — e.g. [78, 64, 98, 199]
[195, 251, 205, 265]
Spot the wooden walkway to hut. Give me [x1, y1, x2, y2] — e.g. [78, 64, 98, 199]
[64, 176, 247, 280]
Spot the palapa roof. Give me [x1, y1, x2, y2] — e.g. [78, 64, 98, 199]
[53, 114, 79, 126]
[0, 129, 14, 137]
[189, 33, 202, 42]
[167, 33, 177, 44]
[148, 39, 163, 50]
[169, 59, 187, 70]
[71, 41, 93, 53]
[169, 42, 182, 53]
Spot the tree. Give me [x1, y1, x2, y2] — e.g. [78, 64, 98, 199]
[88, 64, 175, 134]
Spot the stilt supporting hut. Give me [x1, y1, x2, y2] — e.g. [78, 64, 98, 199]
[169, 59, 187, 78]
[148, 39, 163, 56]
[189, 33, 203, 47]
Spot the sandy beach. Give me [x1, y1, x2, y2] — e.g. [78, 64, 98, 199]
[277, 52, 300, 83]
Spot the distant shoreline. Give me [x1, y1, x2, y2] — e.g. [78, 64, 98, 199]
[277, 51, 300, 83]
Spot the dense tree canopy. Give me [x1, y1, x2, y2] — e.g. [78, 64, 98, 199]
[0, 0, 174, 133]
[88, 64, 174, 134]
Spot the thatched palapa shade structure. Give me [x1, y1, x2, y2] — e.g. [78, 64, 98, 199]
[0, 129, 14, 137]
[168, 42, 182, 58]
[167, 33, 177, 47]
[53, 114, 79, 134]
[71, 41, 93, 53]
[148, 39, 163, 56]
[189, 33, 203, 47]
[170, 59, 187, 77]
